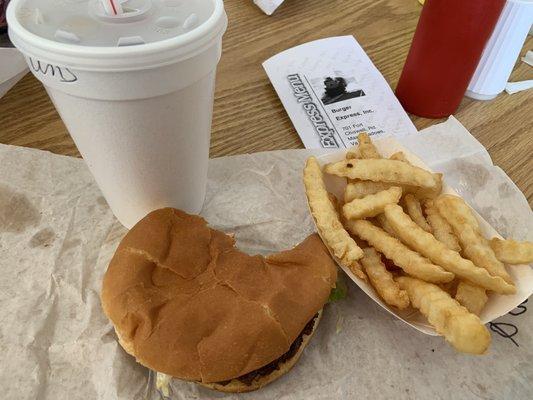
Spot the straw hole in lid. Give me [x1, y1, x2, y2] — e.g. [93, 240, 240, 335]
[54, 29, 81, 44]
[156, 16, 180, 29]
[117, 36, 146, 46]
[182, 13, 198, 31]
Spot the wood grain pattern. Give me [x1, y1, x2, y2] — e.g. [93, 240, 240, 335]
[0, 0, 531, 204]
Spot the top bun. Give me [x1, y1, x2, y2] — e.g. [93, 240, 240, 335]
[101, 208, 337, 384]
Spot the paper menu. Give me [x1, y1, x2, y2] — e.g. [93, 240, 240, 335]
[263, 36, 417, 149]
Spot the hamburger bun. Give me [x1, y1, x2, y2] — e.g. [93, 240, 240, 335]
[200, 310, 322, 393]
[101, 208, 337, 392]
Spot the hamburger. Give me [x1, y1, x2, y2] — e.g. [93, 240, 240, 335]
[101, 208, 337, 393]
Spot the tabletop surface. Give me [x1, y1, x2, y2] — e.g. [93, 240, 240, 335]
[0, 0, 532, 205]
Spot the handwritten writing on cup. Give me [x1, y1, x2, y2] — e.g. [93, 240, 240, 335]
[29, 58, 77, 83]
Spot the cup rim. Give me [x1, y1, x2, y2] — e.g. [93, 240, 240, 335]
[6, 0, 227, 71]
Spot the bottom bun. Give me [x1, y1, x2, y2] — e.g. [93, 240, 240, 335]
[200, 310, 323, 393]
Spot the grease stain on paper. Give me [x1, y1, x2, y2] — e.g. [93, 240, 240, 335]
[497, 182, 515, 199]
[455, 160, 490, 189]
[63, 238, 82, 252]
[97, 196, 108, 207]
[0, 185, 41, 233]
[29, 228, 56, 248]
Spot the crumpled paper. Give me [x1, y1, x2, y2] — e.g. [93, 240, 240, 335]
[253, 0, 285, 15]
[0, 117, 531, 400]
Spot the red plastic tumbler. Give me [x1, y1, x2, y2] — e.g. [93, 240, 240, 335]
[395, 0, 506, 118]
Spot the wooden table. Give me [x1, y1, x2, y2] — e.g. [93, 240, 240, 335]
[1, 0, 532, 205]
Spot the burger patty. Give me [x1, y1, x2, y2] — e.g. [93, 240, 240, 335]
[218, 313, 319, 387]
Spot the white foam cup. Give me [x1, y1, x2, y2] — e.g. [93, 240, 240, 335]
[7, 0, 227, 228]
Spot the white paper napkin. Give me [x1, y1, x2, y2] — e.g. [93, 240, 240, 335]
[0, 117, 531, 399]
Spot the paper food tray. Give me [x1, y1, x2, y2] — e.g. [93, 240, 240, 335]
[311, 137, 533, 336]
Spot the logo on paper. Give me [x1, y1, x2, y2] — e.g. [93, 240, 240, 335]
[320, 76, 365, 106]
[287, 74, 338, 148]
[29, 58, 78, 83]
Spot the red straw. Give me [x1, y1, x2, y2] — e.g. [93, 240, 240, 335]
[108, 0, 118, 15]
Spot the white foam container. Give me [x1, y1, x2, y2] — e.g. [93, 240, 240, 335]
[312, 137, 533, 336]
[466, 0, 533, 100]
[7, 0, 227, 228]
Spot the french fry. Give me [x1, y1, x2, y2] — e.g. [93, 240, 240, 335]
[439, 279, 459, 296]
[424, 199, 461, 252]
[333, 192, 368, 282]
[304, 157, 364, 267]
[412, 172, 443, 200]
[489, 238, 533, 265]
[344, 181, 395, 202]
[349, 260, 368, 281]
[343, 178, 440, 203]
[426, 198, 488, 314]
[345, 219, 454, 283]
[325, 159, 441, 191]
[346, 132, 381, 159]
[403, 194, 432, 232]
[304, 132, 523, 356]
[434, 194, 479, 230]
[383, 204, 515, 295]
[389, 152, 409, 163]
[455, 281, 488, 316]
[361, 247, 410, 309]
[327, 192, 341, 216]
[463, 225, 512, 283]
[375, 213, 399, 239]
[435, 195, 513, 284]
[397, 276, 491, 355]
[343, 187, 402, 220]
[332, 192, 366, 282]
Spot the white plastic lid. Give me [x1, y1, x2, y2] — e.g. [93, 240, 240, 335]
[7, 0, 226, 70]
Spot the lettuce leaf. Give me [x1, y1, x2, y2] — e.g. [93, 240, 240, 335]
[328, 276, 348, 302]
